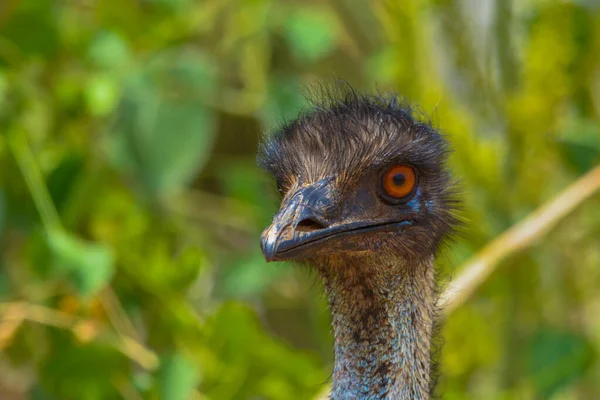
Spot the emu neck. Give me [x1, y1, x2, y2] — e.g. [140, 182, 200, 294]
[318, 255, 435, 400]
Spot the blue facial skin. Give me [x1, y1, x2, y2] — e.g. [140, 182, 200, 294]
[425, 200, 434, 211]
[406, 187, 436, 216]
[407, 187, 422, 213]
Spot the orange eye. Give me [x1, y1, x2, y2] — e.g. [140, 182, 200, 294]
[381, 164, 417, 200]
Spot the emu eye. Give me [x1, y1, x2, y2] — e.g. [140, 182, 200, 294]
[380, 164, 417, 201]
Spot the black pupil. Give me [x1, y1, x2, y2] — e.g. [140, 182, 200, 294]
[393, 173, 406, 186]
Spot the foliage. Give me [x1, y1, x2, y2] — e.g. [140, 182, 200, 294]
[1, 0, 600, 399]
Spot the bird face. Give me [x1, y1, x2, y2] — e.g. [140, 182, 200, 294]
[259, 90, 456, 263]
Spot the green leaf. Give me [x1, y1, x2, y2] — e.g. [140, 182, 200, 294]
[0, 9, 59, 59]
[106, 49, 217, 196]
[85, 74, 122, 117]
[525, 329, 593, 398]
[219, 250, 286, 299]
[559, 119, 600, 173]
[560, 141, 600, 173]
[133, 371, 154, 392]
[260, 75, 308, 128]
[46, 154, 85, 212]
[158, 352, 200, 400]
[283, 8, 338, 63]
[87, 31, 131, 70]
[47, 229, 115, 297]
[367, 48, 398, 84]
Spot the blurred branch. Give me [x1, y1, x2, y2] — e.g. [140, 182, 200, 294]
[434, 2, 502, 117]
[0, 302, 158, 370]
[114, 379, 145, 400]
[438, 165, 600, 315]
[8, 129, 62, 231]
[494, 0, 518, 92]
[333, 0, 379, 56]
[99, 288, 142, 342]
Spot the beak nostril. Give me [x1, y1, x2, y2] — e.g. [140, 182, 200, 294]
[295, 218, 327, 232]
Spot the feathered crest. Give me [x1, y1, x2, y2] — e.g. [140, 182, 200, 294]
[258, 81, 449, 190]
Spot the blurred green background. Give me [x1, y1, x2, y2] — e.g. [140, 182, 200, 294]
[1, 0, 600, 399]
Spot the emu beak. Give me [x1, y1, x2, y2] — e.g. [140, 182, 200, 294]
[260, 177, 414, 262]
[260, 177, 335, 262]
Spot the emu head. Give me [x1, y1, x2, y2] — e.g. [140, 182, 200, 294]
[259, 88, 456, 265]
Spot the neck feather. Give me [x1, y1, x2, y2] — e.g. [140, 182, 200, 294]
[318, 254, 435, 400]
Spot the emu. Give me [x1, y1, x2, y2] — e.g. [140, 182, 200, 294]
[259, 87, 457, 399]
